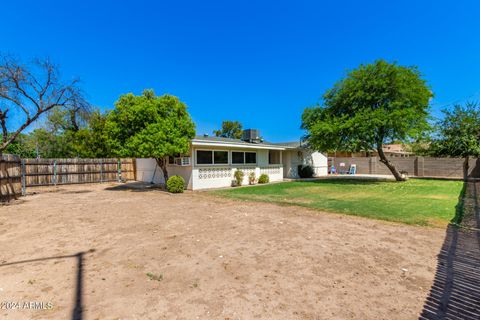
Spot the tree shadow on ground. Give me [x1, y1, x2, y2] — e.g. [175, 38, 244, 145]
[104, 181, 167, 192]
[0, 249, 95, 320]
[420, 181, 480, 319]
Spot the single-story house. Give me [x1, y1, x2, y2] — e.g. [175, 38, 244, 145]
[136, 129, 328, 190]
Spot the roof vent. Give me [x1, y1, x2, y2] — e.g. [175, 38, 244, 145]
[241, 129, 261, 143]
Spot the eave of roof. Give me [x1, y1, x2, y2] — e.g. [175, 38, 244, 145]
[191, 136, 298, 150]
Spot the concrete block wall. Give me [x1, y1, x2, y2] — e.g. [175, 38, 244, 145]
[331, 156, 480, 179]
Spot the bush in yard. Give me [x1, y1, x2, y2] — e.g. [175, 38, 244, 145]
[234, 170, 244, 186]
[248, 172, 256, 185]
[258, 174, 269, 184]
[298, 165, 314, 178]
[166, 175, 185, 193]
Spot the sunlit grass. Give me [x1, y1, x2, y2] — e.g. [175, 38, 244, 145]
[212, 178, 464, 227]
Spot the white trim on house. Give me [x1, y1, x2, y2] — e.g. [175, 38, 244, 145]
[192, 139, 288, 150]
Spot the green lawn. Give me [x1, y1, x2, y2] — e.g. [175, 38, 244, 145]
[212, 178, 465, 227]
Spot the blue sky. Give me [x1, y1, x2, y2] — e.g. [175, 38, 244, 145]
[2, 0, 480, 141]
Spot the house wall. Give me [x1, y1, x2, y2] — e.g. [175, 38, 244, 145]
[308, 151, 329, 176]
[191, 146, 283, 190]
[283, 150, 300, 178]
[135, 158, 193, 189]
[136, 146, 285, 190]
[283, 149, 328, 178]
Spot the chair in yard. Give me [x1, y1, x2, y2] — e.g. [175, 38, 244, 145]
[348, 164, 357, 175]
[339, 162, 347, 174]
[330, 165, 337, 174]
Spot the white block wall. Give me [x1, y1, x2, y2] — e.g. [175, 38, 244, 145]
[282, 150, 328, 178]
[311, 151, 328, 176]
[135, 158, 193, 189]
[191, 165, 283, 190]
[136, 158, 282, 190]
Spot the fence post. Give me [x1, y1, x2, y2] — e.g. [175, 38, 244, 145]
[21, 159, 26, 196]
[133, 158, 137, 181]
[100, 159, 103, 182]
[414, 156, 424, 177]
[419, 156, 424, 177]
[53, 160, 57, 186]
[369, 156, 377, 174]
[117, 159, 121, 182]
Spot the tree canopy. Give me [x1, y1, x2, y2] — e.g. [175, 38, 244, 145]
[430, 103, 480, 178]
[213, 120, 243, 139]
[105, 89, 195, 180]
[21, 107, 108, 158]
[431, 103, 480, 158]
[302, 59, 432, 181]
[1, 133, 37, 158]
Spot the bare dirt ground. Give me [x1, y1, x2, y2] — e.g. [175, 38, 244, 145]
[0, 182, 446, 320]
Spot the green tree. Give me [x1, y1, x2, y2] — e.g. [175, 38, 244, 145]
[213, 120, 243, 139]
[430, 102, 480, 179]
[105, 89, 195, 180]
[22, 107, 109, 158]
[302, 59, 432, 181]
[45, 105, 91, 133]
[71, 109, 110, 157]
[28, 128, 71, 158]
[28, 107, 88, 158]
[1, 133, 36, 158]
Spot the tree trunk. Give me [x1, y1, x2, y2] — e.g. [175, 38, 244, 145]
[377, 145, 406, 181]
[155, 157, 169, 183]
[70, 109, 79, 132]
[463, 156, 469, 181]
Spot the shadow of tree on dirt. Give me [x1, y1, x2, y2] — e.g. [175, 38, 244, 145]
[104, 181, 168, 192]
[0, 249, 95, 320]
[420, 181, 480, 319]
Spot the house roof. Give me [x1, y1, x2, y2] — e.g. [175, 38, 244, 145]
[271, 141, 305, 149]
[191, 135, 299, 150]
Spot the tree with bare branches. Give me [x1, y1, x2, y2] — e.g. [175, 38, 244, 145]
[0, 55, 88, 154]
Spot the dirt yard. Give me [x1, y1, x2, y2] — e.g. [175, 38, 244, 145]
[0, 182, 446, 319]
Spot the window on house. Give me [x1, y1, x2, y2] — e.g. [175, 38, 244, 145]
[232, 152, 244, 164]
[213, 151, 228, 164]
[245, 152, 256, 164]
[196, 150, 213, 164]
[269, 150, 281, 164]
[232, 151, 257, 164]
[196, 150, 229, 165]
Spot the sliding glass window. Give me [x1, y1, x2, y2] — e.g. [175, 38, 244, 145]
[232, 151, 256, 164]
[196, 150, 228, 165]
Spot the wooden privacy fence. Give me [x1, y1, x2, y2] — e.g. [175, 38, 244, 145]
[0, 157, 135, 202]
[0, 154, 22, 202]
[23, 158, 135, 187]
